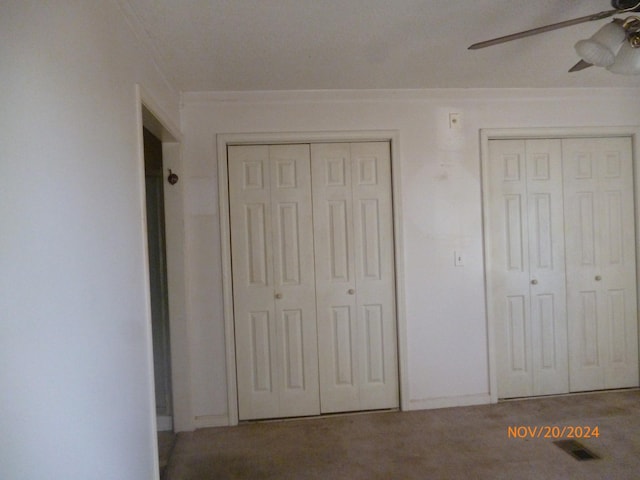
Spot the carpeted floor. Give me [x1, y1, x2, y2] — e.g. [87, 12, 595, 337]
[158, 431, 176, 480]
[165, 389, 640, 479]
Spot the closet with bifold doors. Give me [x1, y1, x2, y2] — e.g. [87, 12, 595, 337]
[487, 136, 638, 399]
[228, 141, 398, 420]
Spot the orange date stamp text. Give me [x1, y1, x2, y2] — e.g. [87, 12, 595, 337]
[507, 425, 600, 439]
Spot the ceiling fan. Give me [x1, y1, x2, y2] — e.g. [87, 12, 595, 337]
[469, 0, 640, 74]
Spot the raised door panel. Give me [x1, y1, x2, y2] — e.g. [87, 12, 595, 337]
[229, 145, 280, 419]
[593, 138, 638, 389]
[312, 142, 398, 413]
[489, 139, 568, 398]
[525, 140, 568, 396]
[230, 144, 320, 420]
[311, 143, 360, 413]
[488, 140, 534, 398]
[249, 310, 274, 392]
[350, 142, 398, 410]
[232, 141, 399, 419]
[563, 137, 638, 392]
[331, 305, 356, 386]
[564, 140, 607, 391]
[269, 144, 320, 417]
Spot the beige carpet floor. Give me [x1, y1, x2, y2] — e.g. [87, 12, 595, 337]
[165, 389, 640, 479]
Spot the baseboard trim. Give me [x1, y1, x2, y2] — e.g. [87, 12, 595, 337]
[194, 414, 229, 429]
[408, 393, 491, 411]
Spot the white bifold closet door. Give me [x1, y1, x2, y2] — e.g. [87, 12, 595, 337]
[229, 142, 398, 420]
[311, 142, 398, 414]
[488, 139, 569, 398]
[489, 136, 638, 399]
[229, 144, 320, 420]
[563, 137, 638, 392]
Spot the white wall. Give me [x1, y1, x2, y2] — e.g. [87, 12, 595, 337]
[180, 87, 640, 424]
[1, 1, 180, 478]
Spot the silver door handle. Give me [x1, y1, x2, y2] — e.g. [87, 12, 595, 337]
[531, 279, 538, 285]
[595, 275, 602, 281]
[348, 289, 355, 295]
[275, 293, 283, 299]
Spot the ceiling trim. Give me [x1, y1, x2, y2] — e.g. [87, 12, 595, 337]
[181, 87, 640, 105]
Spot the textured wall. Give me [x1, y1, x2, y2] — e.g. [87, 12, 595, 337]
[179, 88, 640, 423]
[1, 1, 180, 478]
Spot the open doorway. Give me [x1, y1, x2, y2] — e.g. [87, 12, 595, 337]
[136, 86, 189, 477]
[138, 94, 187, 428]
[143, 127, 173, 430]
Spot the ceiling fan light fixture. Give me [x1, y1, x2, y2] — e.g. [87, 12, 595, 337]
[574, 21, 626, 66]
[469, 2, 640, 75]
[607, 34, 640, 73]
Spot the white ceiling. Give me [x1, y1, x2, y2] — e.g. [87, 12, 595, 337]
[122, 0, 640, 92]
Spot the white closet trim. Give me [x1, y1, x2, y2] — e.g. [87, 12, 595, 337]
[481, 126, 640, 404]
[217, 131, 407, 425]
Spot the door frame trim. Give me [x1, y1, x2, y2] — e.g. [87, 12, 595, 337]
[480, 126, 640, 403]
[135, 84, 193, 432]
[217, 130, 408, 425]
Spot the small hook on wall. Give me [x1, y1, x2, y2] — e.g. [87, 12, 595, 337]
[167, 169, 179, 185]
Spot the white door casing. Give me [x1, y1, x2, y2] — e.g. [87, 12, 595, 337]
[219, 131, 407, 426]
[311, 142, 399, 413]
[488, 139, 569, 398]
[229, 144, 320, 420]
[563, 137, 639, 392]
[484, 129, 639, 401]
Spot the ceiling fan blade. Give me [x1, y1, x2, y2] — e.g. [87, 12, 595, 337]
[568, 59, 594, 72]
[468, 9, 618, 50]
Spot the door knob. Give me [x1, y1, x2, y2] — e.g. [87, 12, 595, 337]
[530, 279, 538, 285]
[348, 289, 355, 295]
[595, 275, 602, 281]
[275, 293, 283, 299]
